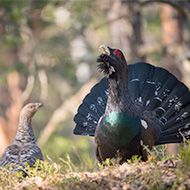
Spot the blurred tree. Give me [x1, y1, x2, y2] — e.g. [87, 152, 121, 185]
[0, 0, 74, 156]
[108, 0, 145, 62]
[0, 0, 101, 163]
[0, 0, 28, 154]
[161, 3, 183, 79]
[161, 3, 184, 156]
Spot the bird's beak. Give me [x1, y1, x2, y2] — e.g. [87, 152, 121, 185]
[99, 45, 110, 56]
[36, 103, 43, 108]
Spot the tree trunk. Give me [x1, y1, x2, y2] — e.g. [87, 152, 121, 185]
[161, 3, 183, 80]
[108, 0, 145, 62]
[160, 3, 183, 156]
[0, 72, 23, 155]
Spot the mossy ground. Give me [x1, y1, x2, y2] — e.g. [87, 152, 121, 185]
[0, 142, 190, 190]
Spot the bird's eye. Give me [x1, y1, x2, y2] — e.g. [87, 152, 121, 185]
[113, 50, 122, 59]
[29, 105, 33, 109]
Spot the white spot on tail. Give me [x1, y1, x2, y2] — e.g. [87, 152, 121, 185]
[97, 96, 104, 107]
[176, 112, 189, 122]
[146, 100, 150, 106]
[86, 113, 92, 121]
[175, 101, 183, 112]
[105, 89, 109, 96]
[83, 122, 88, 127]
[155, 91, 158, 96]
[183, 130, 190, 136]
[141, 119, 148, 129]
[155, 97, 162, 102]
[146, 80, 155, 85]
[157, 107, 166, 112]
[163, 89, 170, 97]
[90, 104, 97, 112]
[130, 78, 139, 82]
[137, 97, 142, 103]
[160, 117, 167, 125]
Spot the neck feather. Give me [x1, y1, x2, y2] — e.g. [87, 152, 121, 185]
[14, 115, 36, 144]
[105, 66, 136, 116]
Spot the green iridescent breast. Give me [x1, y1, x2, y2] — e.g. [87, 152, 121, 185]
[99, 111, 141, 147]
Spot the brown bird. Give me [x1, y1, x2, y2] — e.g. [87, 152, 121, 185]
[0, 103, 43, 173]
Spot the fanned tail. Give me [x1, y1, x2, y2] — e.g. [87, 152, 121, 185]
[73, 78, 108, 136]
[128, 62, 190, 144]
[74, 62, 190, 144]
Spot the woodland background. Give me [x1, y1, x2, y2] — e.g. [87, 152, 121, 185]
[0, 0, 190, 166]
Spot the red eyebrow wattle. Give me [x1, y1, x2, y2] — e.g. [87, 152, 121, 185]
[113, 50, 121, 59]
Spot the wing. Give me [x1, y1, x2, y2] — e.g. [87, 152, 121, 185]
[0, 144, 21, 167]
[0, 143, 43, 169]
[20, 144, 44, 167]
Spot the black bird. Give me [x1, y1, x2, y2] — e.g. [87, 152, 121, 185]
[74, 45, 190, 163]
[0, 103, 44, 173]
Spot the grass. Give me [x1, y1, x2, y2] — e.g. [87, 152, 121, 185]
[0, 142, 190, 189]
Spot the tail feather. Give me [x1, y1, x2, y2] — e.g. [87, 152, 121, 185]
[156, 75, 178, 101]
[163, 119, 190, 135]
[133, 63, 190, 144]
[74, 123, 95, 136]
[76, 104, 100, 123]
[162, 93, 190, 121]
[129, 62, 155, 82]
[158, 133, 182, 144]
[82, 95, 104, 117]
[158, 123, 190, 143]
[73, 78, 108, 136]
[164, 104, 190, 129]
[128, 63, 156, 103]
[150, 67, 170, 83]
[141, 82, 158, 107]
[159, 83, 188, 113]
[128, 80, 140, 102]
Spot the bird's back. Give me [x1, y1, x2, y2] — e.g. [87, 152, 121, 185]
[0, 142, 43, 170]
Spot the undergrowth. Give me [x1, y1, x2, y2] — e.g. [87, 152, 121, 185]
[0, 141, 190, 189]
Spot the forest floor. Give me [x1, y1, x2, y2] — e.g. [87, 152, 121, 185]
[0, 143, 190, 190]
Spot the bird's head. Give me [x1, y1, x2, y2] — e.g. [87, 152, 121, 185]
[96, 45, 127, 77]
[20, 103, 43, 121]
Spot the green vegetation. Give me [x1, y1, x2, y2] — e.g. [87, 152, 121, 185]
[1, 142, 190, 189]
[0, 0, 189, 167]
